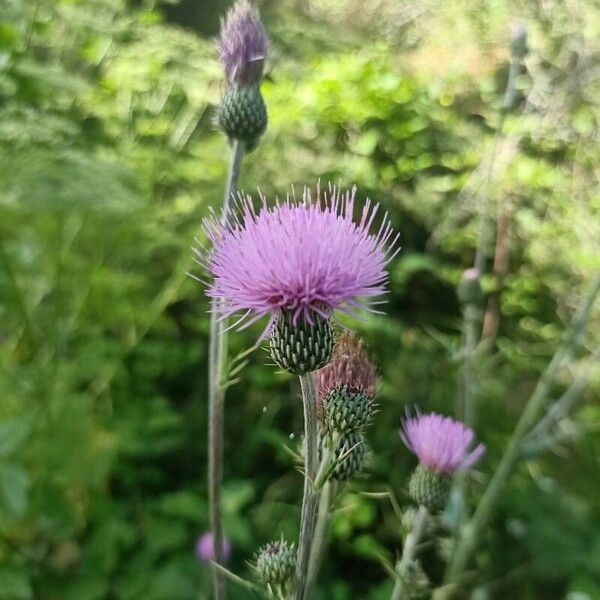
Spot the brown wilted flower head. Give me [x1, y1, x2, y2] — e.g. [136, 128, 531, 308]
[315, 332, 377, 402]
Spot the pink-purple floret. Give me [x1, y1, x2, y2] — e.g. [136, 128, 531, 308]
[401, 413, 485, 474]
[198, 186, 400, 335]
[196, 532, 231, 562]
[219, 0, 268, 86]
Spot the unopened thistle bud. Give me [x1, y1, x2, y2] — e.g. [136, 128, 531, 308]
[457, 267, 482, 306]
[217, 0, 269, 149]
[269, 310, 334, 375]
[217, 84, 267, 148]
[319, 430, 367, 481]
[401, 412, 485, 512]
[315, 333, 377, 434]
[255, 539, 296, 589]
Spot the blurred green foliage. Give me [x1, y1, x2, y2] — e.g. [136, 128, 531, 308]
[0, 0, 599, 598]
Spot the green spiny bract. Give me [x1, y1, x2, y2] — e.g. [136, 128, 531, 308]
[319, 430, 367, 481]
[217, 84, 267, 148]
[323, 384, 373, 434]
[254, 539, 296, 588]
[269, 311, 333, 375]
[408, 464, 452, 512]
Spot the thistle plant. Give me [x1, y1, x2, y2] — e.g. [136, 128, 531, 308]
[200, 185, 398, 600]
[392, 414, 485, 600]
[206, 3, 268, 599]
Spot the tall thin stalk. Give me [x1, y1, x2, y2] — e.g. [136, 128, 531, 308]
[391, 505, 429, 600]
[293, 372, 321, 600]
[306, 481, 335, 594]
[208, 139, 245, 600]
[436, 272, 600, 598]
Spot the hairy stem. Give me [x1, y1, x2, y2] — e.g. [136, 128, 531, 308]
[437, 272, 600, 598]
[208, 140, 245, 600]
[293, 372, 320, 600]
[391, 505, 429, 600]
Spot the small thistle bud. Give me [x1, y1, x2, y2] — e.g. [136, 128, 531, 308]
[323, 385, 373, 433]
[408, 464, 452, 512]
[217, 84, 268, 148]
[457, 267, 482, 306]
[269, 310, 333, 375]
[255, 539, 296, 588]
[510, 23, 528, 59]
[316, 333, 377, 433]
[319, 430, 367, 481]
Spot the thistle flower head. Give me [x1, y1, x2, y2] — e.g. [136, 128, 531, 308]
[195, 531, 231, 562]
[316, 332, 377, 398]
[401, 412, 485, 474]
[219, 0, 268, 86]
[199, 185, 399, 337]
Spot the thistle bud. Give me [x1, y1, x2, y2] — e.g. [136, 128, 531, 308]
[217, 1, 269, 149]
[408, 464, 452, 512]
[323, 385, 373, 433]
[457, 267, 482, 306]
[315, 333, 377, 434]
[255, 539, 296, 589]
[269, 310, 333, 375]
[217, 84, 267, 147]
[319, 430, 367, 481]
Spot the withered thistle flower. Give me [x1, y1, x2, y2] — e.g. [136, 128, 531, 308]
[315, 332, 377, 433]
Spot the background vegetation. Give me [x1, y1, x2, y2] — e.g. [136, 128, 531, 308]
[0, 0, 599, 598]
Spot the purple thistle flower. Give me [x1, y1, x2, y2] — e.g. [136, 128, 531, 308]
[196, 532, 231, 563]
[401, 412, 485, 474]
[219, 0, 268, 86]
[197, 185, 400, 336]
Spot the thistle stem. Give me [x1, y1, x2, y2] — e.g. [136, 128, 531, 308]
[293, 372, 320, 600]
[306, 481, 335, 594]
[436, 272, 600, 598]
[208, 139, 245, 600]
[391, 505, 429, 600]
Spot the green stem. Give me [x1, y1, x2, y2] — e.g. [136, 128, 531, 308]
[293, 372, 320, 600]
[438, 272, 600, 598]
[208, 140, 245, 600]
[306, 481, 335, 594]
[391, 505, 429, 600]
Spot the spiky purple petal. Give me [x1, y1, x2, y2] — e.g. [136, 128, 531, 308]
[401, 412, 485, 474]
[198, 185, 400, 332]
[219, 0, 268, 85]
